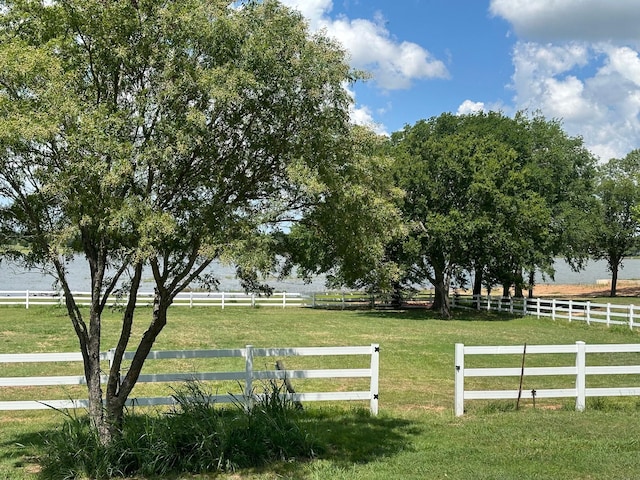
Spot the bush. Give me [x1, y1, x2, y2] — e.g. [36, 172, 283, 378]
[40, 380, 320, 479]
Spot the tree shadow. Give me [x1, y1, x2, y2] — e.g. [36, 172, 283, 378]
[352, 307, 521, 322]
[0, 427, 47, 477]
[2, 409, 420, 479]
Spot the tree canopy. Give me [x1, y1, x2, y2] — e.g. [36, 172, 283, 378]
[0, 0, 397, 444]
[591, 150, 640, 296]
[369, 112, 597, 317]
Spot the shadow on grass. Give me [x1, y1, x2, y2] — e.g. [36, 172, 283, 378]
[2, 408, 419, 479]
[0, 427, 46, 475]
[351, 307, 521, 323]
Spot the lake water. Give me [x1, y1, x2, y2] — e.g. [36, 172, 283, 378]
[0, 257, 638, 292]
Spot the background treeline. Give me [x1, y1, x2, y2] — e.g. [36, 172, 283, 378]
[287, 112, 640, 317]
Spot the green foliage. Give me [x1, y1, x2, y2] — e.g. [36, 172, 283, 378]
[591, 150, 640, 295]
[40, 380, 318, 479]
[0, 0, 378, 443]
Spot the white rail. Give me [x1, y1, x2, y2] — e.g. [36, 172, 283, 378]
[0, 290, 306, 309]
[0, 344, 380, 414]
[455, 341, 640, 416]
[453, 295, 638, 329]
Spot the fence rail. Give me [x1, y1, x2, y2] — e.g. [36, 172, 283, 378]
[454, 341, 640, 416]
[0, 290, 307, 309]
[0, 344, 380, 414]
[453, 294, 638, 329]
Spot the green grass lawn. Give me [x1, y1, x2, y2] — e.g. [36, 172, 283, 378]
[2, 304, 640, 479]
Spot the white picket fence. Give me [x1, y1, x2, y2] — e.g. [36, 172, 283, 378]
[455, 341, 640, 416]
[453, 294, 638, 329]
[0, 290, 306, 309]
[0, 344, 380, 414]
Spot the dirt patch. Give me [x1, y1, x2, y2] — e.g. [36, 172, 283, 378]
[531, 280, 640, 298]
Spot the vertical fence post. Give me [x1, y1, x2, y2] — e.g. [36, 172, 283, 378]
[454, 343, 465, 416]
[341, 292, 345, 310]
[586, 301, 591, 325]
[244, 345, 254, 411]
[606, 303, 611, 327]
[189, 291, 193, 308]
[312, 292, 316, 308]
[536, 298, 540, 318]
[552, 299, 556, 321]
[568, 299, 573, 322]
[221, 292, 225, 310]
[25, 290, 30, 309]
[509, 296, 514, 314]
[369, 344, 380, 415]
[282, 292, 286, 309]
[522, 297, 528, 316]
[629, 304, 634, 330]
[251, 293, 255, 308]
[575, 341, 586, 412]
[487, 295, 491, 312]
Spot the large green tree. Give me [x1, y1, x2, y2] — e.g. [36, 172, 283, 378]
[388, 113, 551, 317]
[0, 0, 385, 444]
[591, 150, 640, 296]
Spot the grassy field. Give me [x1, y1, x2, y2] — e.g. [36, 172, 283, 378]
[2, 304, 640, 479]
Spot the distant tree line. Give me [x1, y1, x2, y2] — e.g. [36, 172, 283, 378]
[289, 112, 640, 317]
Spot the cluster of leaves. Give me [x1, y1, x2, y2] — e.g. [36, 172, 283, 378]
[365, 112, 598, 317]
[591, 150, 640, 295]
[41, 380, 319, 479]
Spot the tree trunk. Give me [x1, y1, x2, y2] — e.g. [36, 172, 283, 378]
[390, 281, 403, 309]
[431, 267, 451, 319]
[105, 287, 172, 429]
[472, 267, 483, 309]
[528, 270, 535, 299]
[610, 260, 619, 297]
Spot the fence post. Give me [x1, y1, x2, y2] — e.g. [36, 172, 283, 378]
[575, 341, 586, 412]
[509, 296, 514, 314]
[552, 299, 556, 321]
[487, 295, 491, 312]
[244, 345, 254, 411]
[536, 298, 540, 318]
[522, 297, 528, 316]
[251, 293, 255, 308]
[282, 292, 286, 309]
[606, 303, 611, 327]
[369, 344, 380, 415]
[341, 292, 345, 310]
[312, 292, 316, 308]
[25, 290, 29, 309]
[221, 292, 225, 310]
[629, 304, 634, 330]
[189, 291, 193, 308]
[568, 299, 573, 322]
[454, 343, 465, 416]
[586, 301, 591, 325]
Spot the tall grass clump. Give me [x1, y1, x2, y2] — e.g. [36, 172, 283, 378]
[40, 380, 319, 479]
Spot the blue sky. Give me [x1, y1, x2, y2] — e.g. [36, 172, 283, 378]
[280, 0, 640, 161]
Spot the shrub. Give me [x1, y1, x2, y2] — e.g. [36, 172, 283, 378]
[40, 380, 320, 479]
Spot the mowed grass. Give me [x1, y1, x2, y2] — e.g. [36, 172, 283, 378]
[2, 304, 640, 479]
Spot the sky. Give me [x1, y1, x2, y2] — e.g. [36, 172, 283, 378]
[278, 0, 640, 161]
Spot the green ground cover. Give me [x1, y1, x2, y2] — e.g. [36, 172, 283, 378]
[1, 305, 640, 479]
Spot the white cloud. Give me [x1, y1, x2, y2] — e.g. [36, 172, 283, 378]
[457, 100, 486, 115]
[490, 0, 640, 42]
[510, 41, 640, 160]
[279, 0, 449, 90]
[490, 0, 640, 159]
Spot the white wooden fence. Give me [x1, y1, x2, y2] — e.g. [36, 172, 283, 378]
[0, 290, 306, 309]
[0, 344, 380, 414]
[453, 294, 638, 329]
[455, 341, 640, 416]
